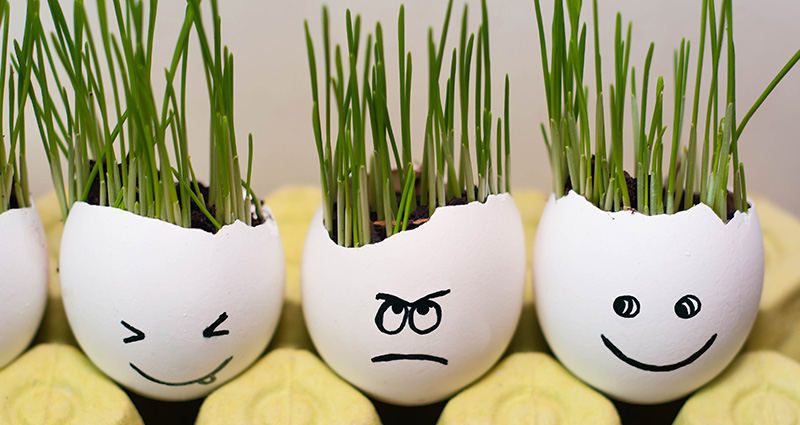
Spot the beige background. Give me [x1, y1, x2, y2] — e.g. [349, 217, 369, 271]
[9, 0, 800, 216]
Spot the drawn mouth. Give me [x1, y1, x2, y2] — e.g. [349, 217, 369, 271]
[371, 353, 448, 365]
[601, 333, 717, 372]
[130, 356, 233, 386]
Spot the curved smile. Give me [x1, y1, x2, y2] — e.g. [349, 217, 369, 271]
[130, 356, 233, 386]
[601, 333, 717, 372]
[371, 353, 448, 365]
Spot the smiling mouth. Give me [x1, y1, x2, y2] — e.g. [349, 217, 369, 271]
[601, 333, 717, 372]
[130, 356, 234, 386]
[371, 353, 448, 365]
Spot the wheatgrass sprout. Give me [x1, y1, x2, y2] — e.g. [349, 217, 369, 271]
[534, 0, 800, 221]
[305, 0, 512, 247]
[25, 0, 260, 230]
[0, 0, 37, 213]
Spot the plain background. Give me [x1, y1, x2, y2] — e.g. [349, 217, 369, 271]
[9, 0, 800, 216]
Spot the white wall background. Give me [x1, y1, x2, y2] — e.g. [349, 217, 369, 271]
[9, 0, 800, 215]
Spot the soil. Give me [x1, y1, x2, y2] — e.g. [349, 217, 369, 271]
[84, 161, 264, 233]
[330, 189, 474, 245]
[564, 157, 737, 221]
[6, 183, 19, 210]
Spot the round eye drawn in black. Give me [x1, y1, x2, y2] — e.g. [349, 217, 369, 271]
[675, 295, 701, 319]
[121, 321, 145, 344]
[375, 294, 409, 335]
[374, 289, 451, 335]
[613, 295, 640, 318]
[408, 299, 443, 335]
[203, 312, 230, 338]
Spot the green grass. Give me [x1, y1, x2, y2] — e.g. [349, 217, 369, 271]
[305, 0, 512, 247]
[535, 0, 800, 221]
[25, 0, 260, 229]
[0, 0, 35, 213]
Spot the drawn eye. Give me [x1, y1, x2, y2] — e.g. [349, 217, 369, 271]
[375, 294, 408, 335]
[121, 321, 145, 344]
[203, 312, 230, 338]
[675, 295, 701, 319]
[613, 295, 640, 318]
[408, 300, 443, 335]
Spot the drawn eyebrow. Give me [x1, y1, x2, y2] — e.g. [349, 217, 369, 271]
[414, 289, 451, 303]
[121, 321, 145, 344]
[203, 312, 230, 338]
[375, 293, 410, 306]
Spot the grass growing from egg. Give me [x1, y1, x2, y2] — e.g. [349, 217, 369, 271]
[535, 0, 800, 221]
[305, 0, 512, 247]
[25, 0, 261, 229]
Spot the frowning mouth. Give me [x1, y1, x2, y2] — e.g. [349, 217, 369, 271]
[371, 353, 448, 365]
[601, 334, 717, 372]
[130, 356, 233, 386]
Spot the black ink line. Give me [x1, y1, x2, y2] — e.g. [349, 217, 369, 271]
[121, 321, 145, 344]
[371, 353, 449, 365]
[130, 356, 233, 386]
[203, 312, 230, 338]
[601, 333, 717, 372]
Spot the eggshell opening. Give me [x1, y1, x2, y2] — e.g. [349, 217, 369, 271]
[301, 193, 526, 406]
[60, 202, 286, 401]
[533, 191, 764, 404]
[0, 206, 48, 369]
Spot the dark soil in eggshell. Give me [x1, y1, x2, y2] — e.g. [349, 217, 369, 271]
[6, 183, 19, 210]
[565, 157, 737, 221]
[330, 190, 474, 245]
[84, 161, 264, 233]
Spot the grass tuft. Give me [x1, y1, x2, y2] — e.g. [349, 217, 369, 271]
[305, 1, 512, 246]
[534, 0, 800, 221]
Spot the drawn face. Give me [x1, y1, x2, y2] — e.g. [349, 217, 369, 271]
[533, 192, 764, 404]
[59, 203, 286, 402]
[601, 294, 717, 372]
[302, 195, 527, 406]
[121, 312, 233, 386]
[372, 289, 451, 365]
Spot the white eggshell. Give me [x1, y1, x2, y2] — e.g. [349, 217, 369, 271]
[301, 193, 526, 406]
[60, 202, 285, 401]
[533, 191, 764, 404]
[0, 206, 48, 369]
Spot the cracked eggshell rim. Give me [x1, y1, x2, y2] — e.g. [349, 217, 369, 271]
[0, 205, 48, 369]
[60, 202, 285, 401]
[301, 193, 526, 406]
[533, 191, 764, 404]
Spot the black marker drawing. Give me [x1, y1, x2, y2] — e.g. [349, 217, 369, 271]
[203, 312, 230, 338]
[372, 289, 452, 366]
[601, 333, 717, 372]
[125, 312, 232, 386]
[613, 295, 640, 318]
[130, 356, 233, 386]
[371, 353, 448, 365]
[675, 295, 702, 319]
[121, 321, 145, 344]
[374, 289, 450, 335]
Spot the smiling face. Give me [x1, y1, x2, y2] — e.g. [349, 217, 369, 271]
[302, 194, 527, 406]
[533, 192, 765, 404]
[122, 313, 233, 386]
[60, 203, 285, 401]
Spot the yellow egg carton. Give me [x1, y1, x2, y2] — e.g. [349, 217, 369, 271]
[10, 187, 800, 424]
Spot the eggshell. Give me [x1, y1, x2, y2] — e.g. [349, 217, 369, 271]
[301, 193, 526, 406]
[533, 191, 764, 404]
[0, 206, 48, 369]
[60, 202, 285, 401]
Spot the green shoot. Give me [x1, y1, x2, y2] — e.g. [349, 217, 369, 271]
[305, 1, 512, 246]
[27, 0, 260, 231]
[535, 0, 800, 221]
